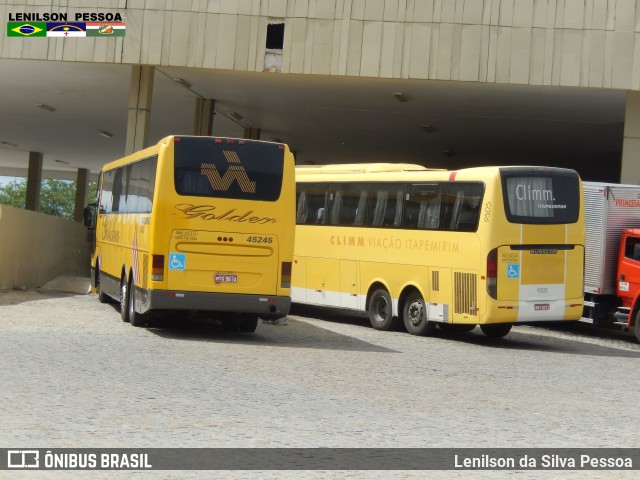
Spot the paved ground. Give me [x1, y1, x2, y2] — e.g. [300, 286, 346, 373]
[1, 288, 639, 479]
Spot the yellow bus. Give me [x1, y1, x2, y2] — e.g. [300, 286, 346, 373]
[84, 135, 295, 331]
[293, 163, 584, 337]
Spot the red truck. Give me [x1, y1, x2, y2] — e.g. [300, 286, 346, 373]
[583, 181, 640, 342]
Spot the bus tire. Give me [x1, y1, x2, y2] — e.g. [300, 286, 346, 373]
[402, 291, 436, 336]
[367, 288, 398, 331]
[120, 273, 130, 323]
[480, 323, 512, 338]
[634, 310, 640, 343]
[128, 278, 146, 327]
[439, 323, 476, 334]
[238, 315, 259, 333]
[96, 267, 108, 304]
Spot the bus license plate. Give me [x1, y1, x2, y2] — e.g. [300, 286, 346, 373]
[215, 274, 237, 284]
[534, 303, 550, 311]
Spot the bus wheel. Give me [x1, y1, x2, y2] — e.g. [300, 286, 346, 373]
[634, 311, 640, 343]
[96, 267, 108, 304]
[120, 274, 130, 323]
[480, 324, 512, 338]
[439, 323, 476, 334]
[402, 291, 436, 336]
[368, 288, 398, 331]
[128, 278, 146, 327]
[238, 315, 259, 333]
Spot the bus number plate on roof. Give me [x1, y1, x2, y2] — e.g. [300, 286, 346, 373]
[215, 274, 237, 284]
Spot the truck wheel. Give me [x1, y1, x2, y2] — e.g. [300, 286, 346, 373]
[635, 311, 640, 344]
[367, 288, 398, 331]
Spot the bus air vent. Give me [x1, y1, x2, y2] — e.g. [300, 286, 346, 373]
[431, 270, 440, 292]
[454, 272, 478, 316]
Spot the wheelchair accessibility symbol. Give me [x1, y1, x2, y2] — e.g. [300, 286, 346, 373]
[507, 264, 520, 278]
[169, 253, 186, 271]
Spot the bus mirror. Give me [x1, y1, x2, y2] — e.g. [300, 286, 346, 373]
[83, 203, 97, 229]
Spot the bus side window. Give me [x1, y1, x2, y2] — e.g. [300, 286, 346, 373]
[330, 184, 368, 226]
[299, 184, 327, 225]
[443, 183, 483, 232]
[368, 184, 403, 228]
[405, 184, 441, 230]
[296, 191, 308, 224]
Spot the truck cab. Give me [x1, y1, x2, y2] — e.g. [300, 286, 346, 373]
[615, 228, 640, 340]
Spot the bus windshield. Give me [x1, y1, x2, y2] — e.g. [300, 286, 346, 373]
[501, 168, 580, 224]
[174, 137, 284, 201]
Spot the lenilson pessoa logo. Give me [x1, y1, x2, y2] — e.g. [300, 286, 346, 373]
[7, 11, 125, 37]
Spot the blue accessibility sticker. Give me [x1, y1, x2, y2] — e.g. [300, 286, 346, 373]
[169, 253, 186, 271]
[507, 263, 520, 278]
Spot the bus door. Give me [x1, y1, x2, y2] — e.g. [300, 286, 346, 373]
[340, 260, 358, 309]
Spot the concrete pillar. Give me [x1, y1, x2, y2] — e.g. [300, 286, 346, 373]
[74, 168, 90, 222]
[25, 151, 43, 212]
[243, 127, 261, 140]
[620, 90, 640, 184]
[125, 65, 154, 155]
[193, 98, 215, 136]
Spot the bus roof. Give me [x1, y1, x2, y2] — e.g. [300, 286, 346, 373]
[295, 163, 436, 174]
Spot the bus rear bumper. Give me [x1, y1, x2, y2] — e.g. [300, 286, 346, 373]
[484, 298, 583, 323]
[142, 289, 291, 318]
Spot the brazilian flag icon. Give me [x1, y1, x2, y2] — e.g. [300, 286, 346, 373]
[7, 22, 46, 37]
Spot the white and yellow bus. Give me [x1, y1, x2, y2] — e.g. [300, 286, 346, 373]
[84, 135, 296, 331]
[293, 163, 584, 337]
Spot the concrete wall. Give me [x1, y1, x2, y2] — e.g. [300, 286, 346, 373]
[0, 205, 89, 290]
[2, 0, 640, 90]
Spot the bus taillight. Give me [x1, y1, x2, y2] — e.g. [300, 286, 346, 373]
[152, 255, 164, 281]
[281, 261, 292, 288]
[487, 248, 497, 299]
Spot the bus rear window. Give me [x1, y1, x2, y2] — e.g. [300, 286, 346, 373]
[501, 168, 580, 224]
[174, 137, 284, 201]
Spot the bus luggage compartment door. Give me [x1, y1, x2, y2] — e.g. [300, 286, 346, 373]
[167, 230, 279, 295]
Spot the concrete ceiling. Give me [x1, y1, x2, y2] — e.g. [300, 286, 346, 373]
[0, 58, 627, 183]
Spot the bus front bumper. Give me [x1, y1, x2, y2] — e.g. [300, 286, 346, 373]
[142, 288, 291, 319]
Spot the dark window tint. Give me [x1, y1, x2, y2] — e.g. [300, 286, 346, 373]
[296, 184, 328, 225]
[501, 168, 580, 224]
[442, 183, 483, 232]
[625, 236, 640, 262]
[174, 137, 284, 201]
[404, 182, 483, 231]
[329, 183, 369, 226]
[367, 184, 404, 228]
[100, 156, 157, 214]
[404, 184, 442, 229]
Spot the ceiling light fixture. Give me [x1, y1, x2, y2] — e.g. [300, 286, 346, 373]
[393, 92, 408, 102]
[442, 149, 455, 157]
[97, 130, 114, 138]
[35, 103, 56, 112]
[173, 78, 192, 89]
[0, 140, 18, 148]
[227, 111, 243, 121]
[54, 159, 70, 165]
[421, 124, 435, 133]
